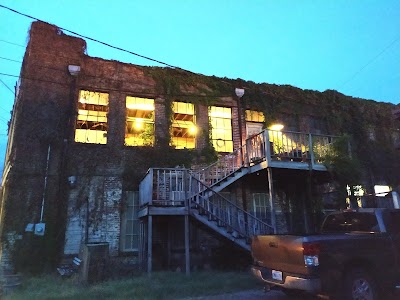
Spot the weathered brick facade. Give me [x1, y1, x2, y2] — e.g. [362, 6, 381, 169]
[0, 21, 399, 274]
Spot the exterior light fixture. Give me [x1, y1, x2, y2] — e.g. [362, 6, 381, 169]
[235, 88, 245, 98]
[269, 124, 284, 131]
[67, 176, 77, 188]
[68, 65, 81, 76]
[374, 185, 391, 197]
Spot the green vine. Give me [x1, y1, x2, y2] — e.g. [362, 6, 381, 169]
[322, 135, 362, 207]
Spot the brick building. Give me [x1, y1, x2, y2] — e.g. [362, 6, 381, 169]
[1, 21, 399, 275]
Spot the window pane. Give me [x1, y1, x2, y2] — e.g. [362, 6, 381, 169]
[124, 235, 133, 250]
[75, 90, 109, 144]
[121, 191, 140, 251]
[209, 106, 233, 153]
[171, 102, 196, 149]
[125, 97, 155, 146]
[246, 110, 265, 122]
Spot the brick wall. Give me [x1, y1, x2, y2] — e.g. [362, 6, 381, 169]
[64, 176, 122, 256]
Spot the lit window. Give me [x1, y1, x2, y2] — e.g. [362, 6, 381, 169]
[246, 110, 265, 137]
[75, 90, 109, 144]
[171, 102, 196, 149]
[125, 97, 155, 146]
[209, 106, 233, 153]
[246, 110, 265, 123]
[120, 192, 140, 252]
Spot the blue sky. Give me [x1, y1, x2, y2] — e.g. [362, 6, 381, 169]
[0, 0, 400, 176]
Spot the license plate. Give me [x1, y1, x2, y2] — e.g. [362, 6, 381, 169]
[271, 270, 283, 281]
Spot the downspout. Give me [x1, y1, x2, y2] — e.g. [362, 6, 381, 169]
[40, 144, 51, 222]
[86, 197, 89, 244]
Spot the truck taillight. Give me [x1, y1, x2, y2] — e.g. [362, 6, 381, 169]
[303, 242, 320, 267]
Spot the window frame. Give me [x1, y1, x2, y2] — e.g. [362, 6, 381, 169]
[171, 101, 196, 149]
[120, 191, 140, 252]
[209, 106, 233, 153]
[125, 96, 155, 146]
[75, 90, 109, 145]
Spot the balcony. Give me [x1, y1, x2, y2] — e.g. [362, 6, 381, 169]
[245, 129, 338, 172]
[138, 130, 340, 211]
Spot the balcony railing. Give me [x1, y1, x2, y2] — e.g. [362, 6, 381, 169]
[245, 129, 339, 167]
[139, 130, 341, 207]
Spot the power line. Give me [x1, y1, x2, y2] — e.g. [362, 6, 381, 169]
[0, 56, 22, 63]
[0, 4, 188, 72]
[0, 39, 25, 47]
[0, 6, 260, 95]
[338, 34, 400, 90]
[0, 78, 15, 95]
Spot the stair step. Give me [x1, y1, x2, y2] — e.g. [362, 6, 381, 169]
[217, 221, 225, 227]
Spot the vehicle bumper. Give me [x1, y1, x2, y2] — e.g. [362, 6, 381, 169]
[251, 265, 321, 293]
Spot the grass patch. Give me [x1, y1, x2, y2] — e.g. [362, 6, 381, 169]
[4, 271, 261, 300]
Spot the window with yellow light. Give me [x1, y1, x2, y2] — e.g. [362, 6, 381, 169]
[75, 90, 109, 144]
[171, 102, 196, 149]
[125, 97, 155, 146]
[209, 106, 233, 153]
[245, 110, 265, 137]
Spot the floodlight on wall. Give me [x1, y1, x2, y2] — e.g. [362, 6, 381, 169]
[68, 65, 81, 76]
[68, 175, 77, 188]
[235, 88, 245, 98]
[269, 124, 284, 131]
[374, 185, 391, 197]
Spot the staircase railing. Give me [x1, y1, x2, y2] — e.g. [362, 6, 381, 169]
[192, 145, 246, 187]
[188, 175, 274, 238]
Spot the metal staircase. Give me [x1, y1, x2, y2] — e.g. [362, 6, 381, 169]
[139, 129, 340, 252]
[187, 174, 273, 251]
[169, 144, 271, 251]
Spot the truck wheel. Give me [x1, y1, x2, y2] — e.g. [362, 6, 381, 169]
[343, 268, 378, 300]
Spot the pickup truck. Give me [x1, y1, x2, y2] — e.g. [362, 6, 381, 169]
[251, 208, 400, 300]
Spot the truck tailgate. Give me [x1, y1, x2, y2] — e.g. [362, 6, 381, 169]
[251, 235, 310, 275]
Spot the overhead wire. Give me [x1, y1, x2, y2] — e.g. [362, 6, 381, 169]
[0, 78, 15, 95]
[0, 4, 188, 72]
[338, 34, 400, 90]
[0, 39, 25, 47]
[1, 4, 399, 107]
[0, 56, 22, 63]
[3, 5, 398, 106]
[0, 8, 315, 101]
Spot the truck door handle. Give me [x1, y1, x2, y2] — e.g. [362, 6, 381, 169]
[269, 242, 278, 248]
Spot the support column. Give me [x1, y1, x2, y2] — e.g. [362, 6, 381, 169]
[304, 171, 313, 233]
[184, 215, 190, 275]
[267, 168, 277, 234]
[147, 216, 152, 275]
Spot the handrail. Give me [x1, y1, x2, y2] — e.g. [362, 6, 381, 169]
[192, 145, 246, 187]
[192, 130, 340, 189]
[188, 175, 274, 237]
